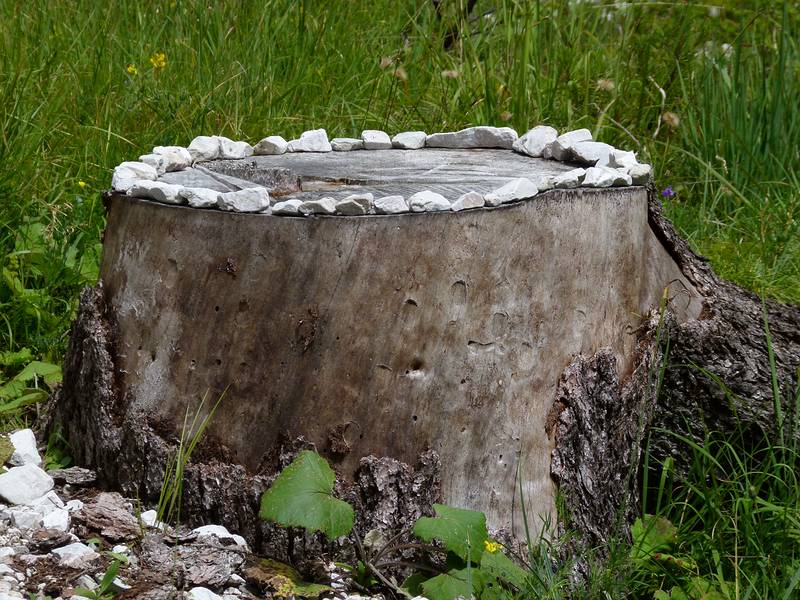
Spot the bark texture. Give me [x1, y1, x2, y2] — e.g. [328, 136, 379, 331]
[547, 184, 800, 550]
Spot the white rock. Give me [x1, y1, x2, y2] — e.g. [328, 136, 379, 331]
[254, 135, 288, 155]
[217, 187, 270, 213]
[188, 136, 221, 162]
[287, 129, 332, 152]
[484, 178, 538, 206]
[0, 566, 13, 577]
[535, 175, 556, 192]
[391, 131, 427, 149]
[543, 128, 593, 160]
[335, 193, 374, 216]
[553, 168, 587, 189]
[0, 465, 54, 505]
[75, 575, 97, 590]
[10, 509, 40, 530]
[626, 163, 653, 185]
[179, 187, 220, 209]
[597, 149, 637, 169]
[426, 126, 518, 149]
[512, 125, 558, 157]
[373, 195, 409, 214]
[228, 574, 246, 586]
[331, 138, 364, 152]
[192, 524, 248, 549]
[51, 542, 99, 568]
[188, 588, 223, 600]
[127, 180, 184, 205]
[152, 146, 192, 171]
[271, 199, 303, 216]
[408, 191, 451, 212]
[111, 161, 158, 192]
[582, 166, 631, 188]
[0, 548, 14, 562]
[215, 136, 254, 159]
[569, 141, 616, 166]
[450, 191, 484, 211]
[29, 491, 65, 514]
[8, 430, 41, 467]
[111, 545, 129, 555]
[139, 510, 159, 527]
[298, 197, 337, 216]
[41, 508, 69, 532]
[138, 153, 167, 176]
[65, 499, 84, 513]
[361, 130, 392, 150]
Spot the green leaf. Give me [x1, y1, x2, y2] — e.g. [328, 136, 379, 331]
[631, 515, 677, 560]
[0, 389, 48, 413]
[413, 504, 488, 563]
[480, 548, 529, 590]
[259, 450, 354, 538]
[0, 348, 33, 368]
[421, 567, 487, 600]
[401, 572, 427, 597]
[14, 361, 62, 386]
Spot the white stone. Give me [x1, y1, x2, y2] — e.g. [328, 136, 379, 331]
[569, 141, 616, 166]
[0, 465, 53, 505]
[215, 136, 253, 159]
[179, 187, 220, 209]
[287, 129, 332, 153]
[65, 499, 84, 513]
[188, 136, 221, 162]
[535, 175, 555, 192]
[597, 149, 637, 169]
[331, 138, 364, 152]
[582, 166, 631, 188]
[409, 191, 451, 212]
[138, 153, 167, 176]
[512, 125, 558, 158]
[335, 193, 373, 216]
[111, 545, 129, 555]
[253, 136, 288, 155]
[188, 588, 222, 600]
[426, 126, 518, 149]
[0, 548, 14, 562]
[373, 195, 409, 214]
[127, 180, 184, 205]
[10, 509, 40, 530]
[627, 163, 653, 185]
[139, 510, 158, 527]
[484, 178, 538, 206]
[8, 430, 41, 467]
[152, 146, 192, 171]
[217, 187, 270, 213]
[112, 161, 158, 192]
[29, 491, 65, 515]
[75, 575, 97, 590]
[543, 128, 593, 161]
[361, 130, 392, 150]
[392, 131, 427, 150]
[298, 197, 336, 216]
[450, 191, 484, 212]
[41, 508, 69, 532]
[51, 542, 99, 568]
[553, 168, 587, 189]
[192, 524, 248, 549]
[271, 199, 303, 216]
[228, 574, 245, 586]
[0, 567, 13, 577]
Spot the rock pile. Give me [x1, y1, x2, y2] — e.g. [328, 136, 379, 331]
[0, 430, 390, 600]
[110, 125, 653, 215]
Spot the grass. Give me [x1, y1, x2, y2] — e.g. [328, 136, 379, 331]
[0, 0, 797, 596]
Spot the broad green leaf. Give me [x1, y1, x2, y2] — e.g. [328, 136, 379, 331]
[654, 589, 689, 600]
[247, 558, 332, 598]
[480, 547, 529, 589]
[413, 504, 488, 562]
[631, 515, 677, 560]
[259, 450, 354, 538]
[421, 567, 487, 600]
[401, 572, 427, 597]
[0, 348, 33, 368]
[0, 389, 48, 412]
[14, 361, 62, 386]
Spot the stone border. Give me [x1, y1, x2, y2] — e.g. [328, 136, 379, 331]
[111, 126, 653, 215]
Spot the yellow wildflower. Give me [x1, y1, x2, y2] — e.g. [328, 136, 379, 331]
[78, 180, 87, 189]
[126, 64, 138, 76]
[150, 51, 167, 69]
[484, 540, 501, 553]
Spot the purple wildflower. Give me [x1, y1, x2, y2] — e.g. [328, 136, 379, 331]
[661, 186, 675, 198]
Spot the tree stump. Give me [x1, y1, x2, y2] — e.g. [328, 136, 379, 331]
[50, 141, 800, 555]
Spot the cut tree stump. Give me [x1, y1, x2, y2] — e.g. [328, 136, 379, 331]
[49, 147, 800, 557]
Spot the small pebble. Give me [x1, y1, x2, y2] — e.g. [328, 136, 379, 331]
[217, 187, 270, 213]
[512, 125, 558, 158]
[361, 130, 392, 150]
[253, 135, 288, 155]
[409, 190, 451, 212]
[450, 191, 484, 211]
[272, 199, 303, 215]
[484, 178, 538, 206]
[373, 195, 409, 214]
[299, 197, 337, 216]
[188, 135, 221, 162]
[331, 138, 364, 152]
[287, 129, 332, 152]
[391, 131, 427, 149]
[127, 180, 184, 205]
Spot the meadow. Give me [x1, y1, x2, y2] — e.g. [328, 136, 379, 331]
[0, 0, 798, 597]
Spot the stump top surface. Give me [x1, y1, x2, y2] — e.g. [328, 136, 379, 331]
[161, 148, 580, 201]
